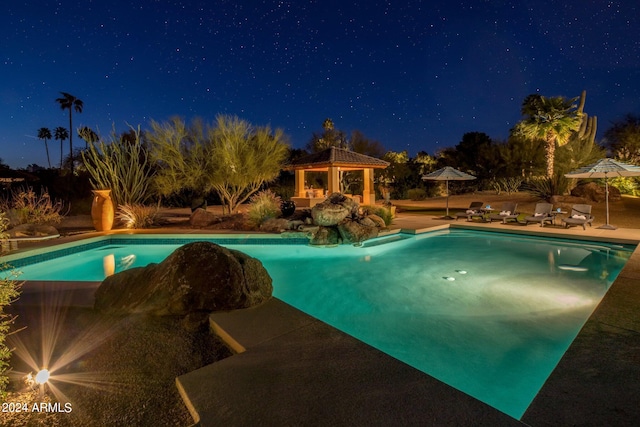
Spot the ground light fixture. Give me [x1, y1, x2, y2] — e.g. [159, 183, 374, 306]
[35, 369, 50, 384]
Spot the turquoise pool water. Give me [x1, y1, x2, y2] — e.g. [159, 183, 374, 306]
[2, 230, 634, 419]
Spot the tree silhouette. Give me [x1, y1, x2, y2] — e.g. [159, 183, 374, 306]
[54, 126, 69, 170]
[350, 130, 386, 157]
[307, 118, 348, 152]
[55, 92, 84, 173]
[604, 114, 640, 164]
[37, 127, 53, 168]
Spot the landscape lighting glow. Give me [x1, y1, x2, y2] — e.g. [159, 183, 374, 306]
[35, 369, 50, 384]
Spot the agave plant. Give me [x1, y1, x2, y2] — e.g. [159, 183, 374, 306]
[116, 203, 160, 229]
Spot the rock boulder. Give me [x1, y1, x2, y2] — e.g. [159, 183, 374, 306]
[311, 193, 358, 226]
[310, 225, 341, 245]
[190, 208, 217, 227]
[366, 213, 387, 229]
[571, 182, 621, 202]
[94, 242, 272, 316]
[337, 218, 379, 244]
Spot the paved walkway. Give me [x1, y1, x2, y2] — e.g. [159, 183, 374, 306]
[175, 214, 640, 426]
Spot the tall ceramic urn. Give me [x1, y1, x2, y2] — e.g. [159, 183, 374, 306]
[91, 189, 114, 231]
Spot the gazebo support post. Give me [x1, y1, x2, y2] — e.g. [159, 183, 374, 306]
[363, 168, 375, 205]
[328, 166, 340, 195]
[295, 169, 306, 197]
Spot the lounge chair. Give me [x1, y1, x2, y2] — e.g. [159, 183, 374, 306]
[488, 202, 519, 224]
[524, 202, 554, 227]
[562, 204, 594, 230]
[455, 201, 485, 221]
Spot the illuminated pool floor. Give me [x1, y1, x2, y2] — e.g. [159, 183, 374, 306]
[5, 230, 634, 419]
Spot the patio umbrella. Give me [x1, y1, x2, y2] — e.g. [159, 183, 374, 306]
[565, 158, 640, 230]
[422, 166, 476, 219]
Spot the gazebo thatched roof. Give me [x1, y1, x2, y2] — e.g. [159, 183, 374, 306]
[284, 146, 389, 171]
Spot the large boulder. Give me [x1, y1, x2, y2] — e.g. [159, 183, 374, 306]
[571, 182, 621, 202]
[310, 226, 341, 245]
[358, 216, 377, 228]
[366, 213, 387, 229]
[337, 218, 379, 244]
[311, 193, 358, 226]
[94, 242, 272, 316]
[190, 208, 217, 227]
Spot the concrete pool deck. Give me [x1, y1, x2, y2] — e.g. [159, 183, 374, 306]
[6, 213, 640, 425]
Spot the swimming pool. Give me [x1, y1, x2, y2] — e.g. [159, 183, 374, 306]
[2, 230, 634, 419]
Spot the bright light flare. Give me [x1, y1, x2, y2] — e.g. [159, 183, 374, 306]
[8, 288, 126, 400]
[35, 369, 50, 384]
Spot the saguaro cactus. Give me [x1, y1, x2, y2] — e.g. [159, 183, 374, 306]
[576, 90, 597, 144]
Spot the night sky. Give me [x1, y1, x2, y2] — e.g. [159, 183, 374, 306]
[2, 0, 639, 168]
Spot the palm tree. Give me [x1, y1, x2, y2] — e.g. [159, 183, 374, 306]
[54, 126, 69, 170]
[514, 94, 582, 179]
[37, 127, 53, 168]
[322, 118, 335, 131]
[55, 92, 84, 173]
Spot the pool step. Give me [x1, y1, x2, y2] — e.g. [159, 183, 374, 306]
[360, 234, 411, 247]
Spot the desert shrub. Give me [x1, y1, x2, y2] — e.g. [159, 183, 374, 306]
[82, 125, 153, 207]
[491, 177, 524, 195]
[489, 178, 501, 194]
[1, 186, 65, 225]
[609, 177, 640, 196]
[524, 175, 570, 201]
[524, 177, 553, 200]
[0, 269, 20, 399]
[361, 205, 393, 225]
[0, 215, 21, 399]
[147, 116, 288, 214]
[116, 203, 161, 229]
[268, 183, 295, 201]
[502, 177, 524, 194]
[420, 183, 443, 198]
[407, 188, 427, 201]
[0, 213, 8, 240]
[247, 190, 282, 226]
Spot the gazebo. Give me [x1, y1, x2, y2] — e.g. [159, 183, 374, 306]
[283, 146, 389, 207]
